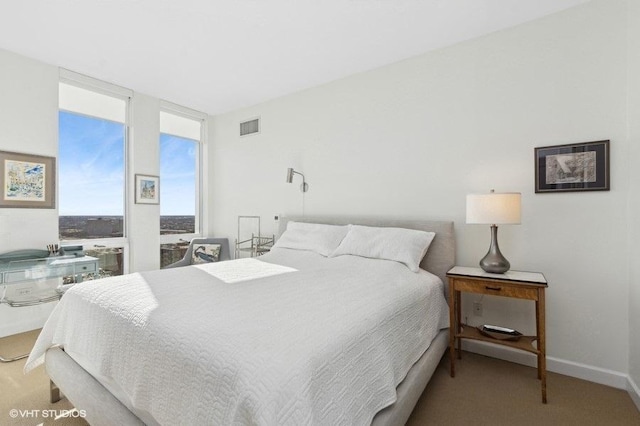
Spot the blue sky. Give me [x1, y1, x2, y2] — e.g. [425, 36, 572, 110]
[159, 133, 196, 216]
[59, 111, 196, 216]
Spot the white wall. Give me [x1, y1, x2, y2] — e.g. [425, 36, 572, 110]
[210, 0, 631, 375]
[0, 50, 61, 335]
[129, 94, 161, 272]
[0, 51, 59, 249]
[627, 0, 640, 406]
[0, 49, 168, 336]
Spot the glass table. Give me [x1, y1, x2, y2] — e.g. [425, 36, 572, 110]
[0, 255, 99, 362]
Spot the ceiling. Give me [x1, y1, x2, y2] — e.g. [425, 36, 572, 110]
[0, 0, 589, 115]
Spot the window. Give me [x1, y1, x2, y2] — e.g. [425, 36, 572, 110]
[58, 111, 125, 239]
[159, 134, 198, 235]
[159, 109, 203, 267]
[58, 79, 129, 276]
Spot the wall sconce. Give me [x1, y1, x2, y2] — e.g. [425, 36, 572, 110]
[466, 189, 521, 273]
[286, 168, 309, 192]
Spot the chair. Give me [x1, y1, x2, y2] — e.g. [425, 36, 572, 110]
[163, 238, 230, 269]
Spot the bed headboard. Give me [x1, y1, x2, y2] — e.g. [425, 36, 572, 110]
[278, 216, 456, 297]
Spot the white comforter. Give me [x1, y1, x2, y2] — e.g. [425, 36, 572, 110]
[26, 248, 449, 426]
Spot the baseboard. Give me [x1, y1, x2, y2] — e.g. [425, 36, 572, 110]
[0, 319, 45, 338]
[462, 340, 629, 390]
[0, 304, 54, 338]
[628, 376, 640, 411]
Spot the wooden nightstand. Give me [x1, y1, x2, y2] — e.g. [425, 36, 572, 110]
[447, 266, 548, 403]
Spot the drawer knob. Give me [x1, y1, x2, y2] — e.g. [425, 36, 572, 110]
[485, 286, 502, 291]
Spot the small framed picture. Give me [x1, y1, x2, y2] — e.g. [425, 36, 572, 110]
[0, 150, 56, 209]
[535, 140, 610, 193]
[135, 174, 160, 204]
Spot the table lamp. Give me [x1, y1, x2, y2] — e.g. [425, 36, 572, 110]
[466, 190, 521, 273]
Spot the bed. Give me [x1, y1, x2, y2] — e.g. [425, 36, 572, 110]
[26, 217, 455, 426]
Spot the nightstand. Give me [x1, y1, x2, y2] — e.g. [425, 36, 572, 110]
[447, 266, 548, 403]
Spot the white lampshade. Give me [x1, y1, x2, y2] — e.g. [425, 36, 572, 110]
[466, 192, 521, 225]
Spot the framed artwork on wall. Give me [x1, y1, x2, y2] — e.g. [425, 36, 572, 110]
[535, 140, 610, 193]
[135, 174, 160, 204]
[0, 150, 56, 209]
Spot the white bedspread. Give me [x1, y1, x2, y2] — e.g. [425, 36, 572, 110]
[26, 248, 449, 426]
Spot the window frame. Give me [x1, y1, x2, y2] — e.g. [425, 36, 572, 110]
[158, 103, 206, 245]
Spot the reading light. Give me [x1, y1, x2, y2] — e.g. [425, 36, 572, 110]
[466, 190, 521, 273]
[286, 168, 308, 192]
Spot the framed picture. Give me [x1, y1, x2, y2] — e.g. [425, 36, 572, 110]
[535, 140, 610, 193]
[135, 174, 160, 204]
[0, 150, 56, 209]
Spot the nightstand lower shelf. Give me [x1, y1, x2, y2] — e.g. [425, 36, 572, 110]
[455, 325, 539, 354]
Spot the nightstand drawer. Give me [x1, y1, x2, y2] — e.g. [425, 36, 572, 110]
[453, 278, 539, 300]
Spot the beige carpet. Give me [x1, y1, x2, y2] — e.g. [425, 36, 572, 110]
[408, 352, 640, 426]
[1, 331, 638, 425]
[0, 330, 87, 426]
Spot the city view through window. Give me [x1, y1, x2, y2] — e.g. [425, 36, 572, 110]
[58, 215, 195, 240]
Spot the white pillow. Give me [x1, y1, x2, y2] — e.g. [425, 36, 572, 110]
[330, 225, 435, 272]
[272, 221, 349, 257]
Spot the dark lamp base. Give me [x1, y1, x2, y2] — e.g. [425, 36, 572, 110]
[480, 254, 510, 274]
[479, 225, 511, 274]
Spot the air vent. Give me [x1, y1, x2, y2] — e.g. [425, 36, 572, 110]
[240, 118, 260, 137]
